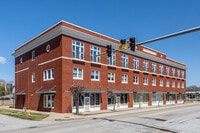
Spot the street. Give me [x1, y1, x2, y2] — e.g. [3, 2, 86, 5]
[1, 103, 200, 133]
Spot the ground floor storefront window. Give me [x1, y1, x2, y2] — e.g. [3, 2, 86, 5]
[152, 93, 163, 106]
[43, 94, 54, 108]
[166, 93, 175, 104]
[72, 93, 101, 113]
[133, 93, 149, 108]
[178, 94, 184, 103]
[107, 93, 128, 110]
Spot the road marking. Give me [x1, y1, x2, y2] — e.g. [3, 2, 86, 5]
[116, 105, 199, 121]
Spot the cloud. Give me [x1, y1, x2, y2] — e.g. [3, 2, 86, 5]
[0, 57, 6, 64]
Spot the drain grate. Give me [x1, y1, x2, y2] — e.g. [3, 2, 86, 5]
[196, 117, 200, 119]
[155, 118, 167, 121]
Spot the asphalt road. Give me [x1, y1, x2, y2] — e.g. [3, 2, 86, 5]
[1, 103, 200, 133]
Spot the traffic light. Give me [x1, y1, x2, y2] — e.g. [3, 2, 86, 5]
[129, 37, 136, 51]
[106, 45, 112, 57]
[120, 39, 126, 44]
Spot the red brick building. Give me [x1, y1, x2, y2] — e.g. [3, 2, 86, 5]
[13, 20, 186, 113]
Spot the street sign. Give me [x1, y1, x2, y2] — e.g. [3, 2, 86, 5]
[118, 43, 129, 51]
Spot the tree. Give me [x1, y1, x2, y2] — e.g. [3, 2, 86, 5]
[0, 85, 5, 97]
[70, 85, 85, 115]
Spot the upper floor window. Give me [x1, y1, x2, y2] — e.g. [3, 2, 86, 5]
[181, 71, 185, 79]
[177, 70, 180, 78]
[133, 76, 139, 84]
[108, 72, 115, 82]
[143, 60, 148, 72]
[108, 52, 116, 66]
[159, 64, 164, 75]
[143, 77, 148, 85]
[122, 74, 128, 84]
[182, 82, 184, 88]
[32, 51, 35, 61]
[159, 79, 163, 86]
[152, 78, 156, 86]
[91, 70, 100, 81]
[177, 82, 180, 88]
[152, 62, 156, 73]
[172, 68, 175, 77]
[43, 68, 54, 81]
[90, 45, 100, 63]
[133, 57, 139, 70]
[73, 67, 83, 80]
[166, 66, 170, 76]
[121, 54, 128, 68]
[172, 81, 175, 88]
[32, 73, 35, 83]
[72, 40, 84, 60]
[166, 80, 169, 87]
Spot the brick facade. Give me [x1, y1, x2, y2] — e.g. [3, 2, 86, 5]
[13, 20, 186, 113]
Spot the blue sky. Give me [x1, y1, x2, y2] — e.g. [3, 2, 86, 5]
[0, 0, 200, 87]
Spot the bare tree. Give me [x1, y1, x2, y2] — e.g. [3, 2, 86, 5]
[70, 85, 85, 115]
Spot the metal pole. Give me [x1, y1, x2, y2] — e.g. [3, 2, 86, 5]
[137, 26, 200, 46]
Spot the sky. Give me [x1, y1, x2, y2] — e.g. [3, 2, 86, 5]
[0, 0, 200, 87]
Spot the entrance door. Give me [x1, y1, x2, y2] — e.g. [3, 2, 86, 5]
[116, 96, 120, 107]
[84, 97, 90, 111]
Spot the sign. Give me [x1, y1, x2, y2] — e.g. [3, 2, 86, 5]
[118, 44, 129, 51]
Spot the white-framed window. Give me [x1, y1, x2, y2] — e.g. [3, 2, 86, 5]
[43, 68, 54, 81]
[108, 52, 116, 66]
[73, 67, 83, 80]
[159, 64, 164, 75]
[143, 77, 148, 85]
[72, 40, 84, 60]
[152, 78, 156, 86]
[177, 70, 180, 78]
[32, 51, 35, 61]
[166, 66, 170, 76]
[91, 70, 100, 81]
[122, 74, 128, 84]
[181, 71, 185, 79]
[166, 80, 170, 87]
[32, 73, 35, 83]
[177, 82, 180, 88]
[159, 79, 163, 86]
[172, 81, 175, 88]
[152, 62, 156, 73]
[90, 45, 101, 63]
[108, 72, 115, 82]
[121, 54, 128, 68]
[172, 68, 175, 77]
[133, 76, 139, 84]
[143, 60, 148, 72]
[43, 94, 54, 108]
[133, 57, 139, 70]
[182, 82, 184, 88]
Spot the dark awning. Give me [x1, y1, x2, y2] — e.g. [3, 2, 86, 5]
[109, 90, 132, 94]
[36, 86, 56, 94]
[83, 90, 105, 93]
[134, 91, 152, 94]
[167, 92, 179, 94]
[15, 89, 26, 95]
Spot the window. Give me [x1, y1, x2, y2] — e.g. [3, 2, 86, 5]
[177, 82, 180, 88]
[152, 62, 156, 73]
[159, 64, 164, 75]
[32, 73, 35, 83]
[152, 78, 156, 86]
[143, 60, 148, 72]
[108, 72, 115, 82]
[72, 40, 84, 60]
[133, 57, 139, 70]
[121, 54, 128, 68]
[90, 45, 101, 63]
[90, 93, 100, 107]
[73, 68, 83, 80]
[32, 51, 35, 61]
[159, 79, 163, 86]
[43, 68, 54, 81]
[172, 81, 175, 88]
[91, 70, 100, 81]
[43, 94, 54, 108]
[172, 68, 175, 77]
[166, 80, 169, 87]
[108, 52, 116, 66]
[182, 82, 184, 88]
[166, 66, 170, 76]
[143, 77, 148, 85]
[122, 74, 128, 84]
[181, 71, 184, 79]
[133, 76, 139, 84]
[177, 70, 180, 78]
